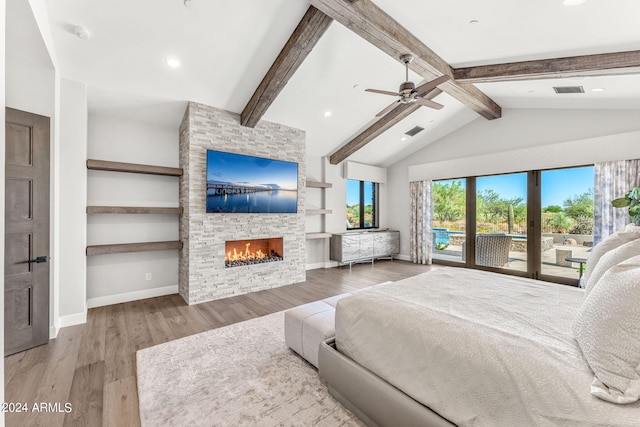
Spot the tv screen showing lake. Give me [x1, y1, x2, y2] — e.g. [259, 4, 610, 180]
[206, 190, 297, 213]
[206, 149, 299, 213]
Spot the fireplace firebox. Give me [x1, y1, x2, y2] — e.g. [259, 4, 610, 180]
[225, 237, 284, 268]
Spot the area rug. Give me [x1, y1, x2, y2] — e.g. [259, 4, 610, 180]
[136, 311, 364, 427]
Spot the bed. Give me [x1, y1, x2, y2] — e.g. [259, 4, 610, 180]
[318, 227, 640, 427]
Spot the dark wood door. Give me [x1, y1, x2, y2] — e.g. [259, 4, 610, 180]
[5, 107, 50, 356]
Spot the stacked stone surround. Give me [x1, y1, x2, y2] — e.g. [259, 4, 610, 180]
[179, 102, 306, 304]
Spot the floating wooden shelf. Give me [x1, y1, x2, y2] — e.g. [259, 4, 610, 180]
[87, 159, 183, 177]
[86, 240, 183, 256]
[306, 209, 332, 215]
[87, 206, 183, 215]
[306, 232, 332, 240]
[306, 181, 332, 189]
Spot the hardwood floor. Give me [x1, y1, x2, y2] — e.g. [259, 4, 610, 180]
[4, 260, 435, 427]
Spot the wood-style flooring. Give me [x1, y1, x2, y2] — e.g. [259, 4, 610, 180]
[4, 260, 435, 427]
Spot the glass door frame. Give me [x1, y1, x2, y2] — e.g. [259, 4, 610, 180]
[433, 171, 580, 287]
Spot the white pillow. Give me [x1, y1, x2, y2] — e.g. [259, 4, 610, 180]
[585, 238, 640, 292]
[583, 227, 640, 294]
[573, 255, 640, 404]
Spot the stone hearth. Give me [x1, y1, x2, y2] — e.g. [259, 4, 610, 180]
[178, 102, 306, 304]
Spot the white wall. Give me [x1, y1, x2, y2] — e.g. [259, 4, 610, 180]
[86, 114, 180, 307]
[58, 78, 87, 325]
[306, 156, 392, 268]
[1, 0, 7, 421]
[388, 108, 640, 258]
[5, 5, 59, 336]
[305, 155, 329, 268]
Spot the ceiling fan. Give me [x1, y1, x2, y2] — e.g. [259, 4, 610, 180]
[366, 54, 450, 117]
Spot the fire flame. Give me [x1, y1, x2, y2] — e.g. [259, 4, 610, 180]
[226, 242, 266, 262]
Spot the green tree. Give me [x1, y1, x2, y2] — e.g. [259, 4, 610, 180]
[346, 204, 360, 227]
[477, 189, 525, 224]
[432, 181, 465, 222]
[543, 205, 563, 213]
[544, 212, 574, 233]
[563, 189, 594, 220]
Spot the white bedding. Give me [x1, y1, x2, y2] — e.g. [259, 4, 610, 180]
[335, 267, 640, 426]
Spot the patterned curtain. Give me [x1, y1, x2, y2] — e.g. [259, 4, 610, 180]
[409, 180, 433, 265]
[594, 159, 640, 245]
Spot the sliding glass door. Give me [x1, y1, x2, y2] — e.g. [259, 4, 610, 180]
[476, 173, 528, 272]
[432, 166, 594, 286]
[432, 179, 466, 264]
[540, 166, 594, 281]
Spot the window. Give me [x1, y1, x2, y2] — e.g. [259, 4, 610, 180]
[540, 166, 594, 280]
[432, 179, 466, 263]
[346, 180, 378, 229]
[431, 166, 594, 285]
[476, 173, 527, 272]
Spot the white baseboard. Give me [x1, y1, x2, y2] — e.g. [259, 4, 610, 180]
[87, 285, 179, 309]
[396, 254, 410, 262]
[59, 311, 88, 328]
[49, 325, 59, 339]
[306, 261, 339, 270]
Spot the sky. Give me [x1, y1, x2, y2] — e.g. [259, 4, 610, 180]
[206, 150, 298, 191]
[438, 166, 594, 208]
[346, 180, 374, 206]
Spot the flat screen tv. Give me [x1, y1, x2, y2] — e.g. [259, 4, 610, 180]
[206, 149, 298, 213]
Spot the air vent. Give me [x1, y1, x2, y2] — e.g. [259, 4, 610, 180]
[553, 86, 584, 94]
[405, 126, 424, 137]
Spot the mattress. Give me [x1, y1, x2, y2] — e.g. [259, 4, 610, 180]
[335, 267, 640, 426]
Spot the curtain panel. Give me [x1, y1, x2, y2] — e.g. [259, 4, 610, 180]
[594, 159, 640, 245]
[409, 180, 433, 265]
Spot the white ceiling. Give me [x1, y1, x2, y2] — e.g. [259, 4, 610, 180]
[36, 0, 640, 166]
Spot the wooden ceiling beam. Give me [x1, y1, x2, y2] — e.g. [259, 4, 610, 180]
[240, 6, 332, 128]
[329, 89, 442, 165]
[309, 0, 502, 120]
[454, 50, 640, 83]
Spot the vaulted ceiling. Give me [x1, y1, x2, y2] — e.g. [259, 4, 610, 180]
[42, 0, 640, 166]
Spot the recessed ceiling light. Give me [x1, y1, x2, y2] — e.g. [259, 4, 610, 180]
[324, 111, 332, 117]
[166, 57, 181, 68]
[591, 87, 606, 92]
[73, 26, 91, 40]
[562, 0, 586, 6]
[401, 137, 408, 141]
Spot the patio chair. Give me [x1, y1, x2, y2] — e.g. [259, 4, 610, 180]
[475, 234, 512, 267]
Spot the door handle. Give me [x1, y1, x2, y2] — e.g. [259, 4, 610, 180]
[27, 256, 48, 264]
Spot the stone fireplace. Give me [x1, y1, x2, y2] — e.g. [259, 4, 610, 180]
[225, 237, 284, 268]
[178, 102, 306, 304]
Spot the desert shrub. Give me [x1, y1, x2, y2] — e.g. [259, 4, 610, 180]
[569, 216, 594, 235]
[543, 212, 574, 233]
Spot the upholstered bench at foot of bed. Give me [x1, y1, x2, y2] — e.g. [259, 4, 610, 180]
[284, 281, 392, 368]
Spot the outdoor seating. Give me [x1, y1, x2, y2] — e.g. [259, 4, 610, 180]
[476, 234, 512, 267]
[460, 234, 512, 267]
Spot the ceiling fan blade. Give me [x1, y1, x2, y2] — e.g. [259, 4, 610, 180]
[416, 97, 444, 110]
[366, 88, 401, 97]
[415, 75, 450, 95]
[375, 100, 401, 117]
